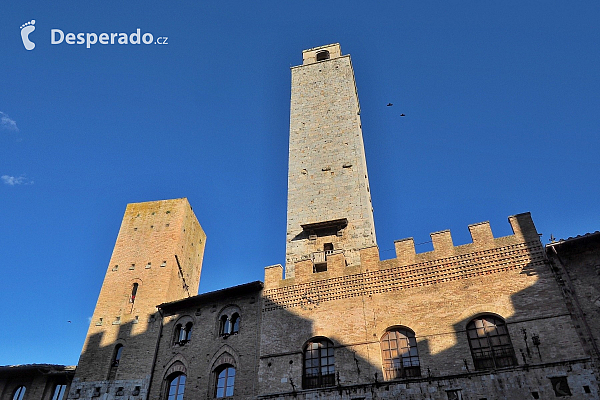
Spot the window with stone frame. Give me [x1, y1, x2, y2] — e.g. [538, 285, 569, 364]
[466, 315, 517, 370]
[380, 327, 421, 379]
[230, 313, 240, 334]
[173, 322, 193, 345]
[218, 307, 241, 337]
[166, 373, 186, 400]
[303, 338, 335, 389]
[214, 365, 236, 398]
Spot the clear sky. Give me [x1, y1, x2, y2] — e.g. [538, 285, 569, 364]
[1, 1, 599, 366]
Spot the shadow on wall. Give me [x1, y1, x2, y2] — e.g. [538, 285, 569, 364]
[69, 314, 162, 400]
[258, 218, 598, 399]
[68, 219, 599, 400]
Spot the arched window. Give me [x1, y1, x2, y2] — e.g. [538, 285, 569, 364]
[12, 386, 26, 400]
[219, 315, 230, 336]
[380, 328, 421, 379]
[303, 338, 335, 389]
[130, 283, 139, 304]
[230, 314, 240, 334]
[467, 315, 517, 370]
[174, 324, 182, 344]
[215, 365, 235, 398]
[112, 344, 124, 367]
[316, 50, 330, 61]
[166, 374, 186, 400]
[108, 344, 124, 380]
[183, 322, 193, 342]
[174, 322, 193, 345]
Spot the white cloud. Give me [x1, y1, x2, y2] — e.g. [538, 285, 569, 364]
[2, 175, 33, 185]
[0, 112, 19, 131]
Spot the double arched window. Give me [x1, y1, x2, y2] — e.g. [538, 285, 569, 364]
[174, 322, 193, 345]
[380, 327, 421, 379]
[303, 338, 335, 389]
[466, 315, 516, 370]
[166, 373, 186, 400]
[219, 313, 240, 336]
[214, 365, 236, 398]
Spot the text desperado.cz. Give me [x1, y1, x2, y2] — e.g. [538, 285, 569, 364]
[51, 29, 168, 48]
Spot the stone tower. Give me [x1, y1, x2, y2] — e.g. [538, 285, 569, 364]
[70, 198, 206, 400]
[285, 43, 376, 277]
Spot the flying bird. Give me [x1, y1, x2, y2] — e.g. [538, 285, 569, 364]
[400, 114, 405, 117]
[387, 103, 393, 107]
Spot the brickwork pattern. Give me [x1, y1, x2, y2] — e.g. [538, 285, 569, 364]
[70, 198, 205, 400]
[264, 240, 546, 311]
[148, 285, 262, 400]
[259, 214, 596, 398]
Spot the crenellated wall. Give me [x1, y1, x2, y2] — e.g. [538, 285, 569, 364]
[265, 212, 542, 292]
[258, 212, 596, 398]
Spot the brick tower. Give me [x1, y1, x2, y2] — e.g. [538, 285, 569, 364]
[70, 198, 206, 400]
[285, 43, 376, 277]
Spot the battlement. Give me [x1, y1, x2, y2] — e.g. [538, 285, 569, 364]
[392, 212, 539, 267]
[300, 43, 343, 65]
[265, 212, 542, 290]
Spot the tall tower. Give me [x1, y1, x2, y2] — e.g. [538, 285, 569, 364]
[70, 198, 206, 399]
[285, 44, 376, 278]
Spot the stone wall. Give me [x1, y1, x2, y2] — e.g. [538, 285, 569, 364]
[547, 233, 600, 375]
[286, 43, 376, 276]
[149, 282, 263, 400]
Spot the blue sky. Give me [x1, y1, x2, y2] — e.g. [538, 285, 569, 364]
[1, 1, 599, 366]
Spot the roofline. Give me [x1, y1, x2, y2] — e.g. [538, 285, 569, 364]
[546, 231, 600, 248]
[0, 364, 76, 373]
[158, 281, 263, 313]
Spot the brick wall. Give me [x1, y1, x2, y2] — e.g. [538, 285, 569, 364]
[260, 214, 598, 399]
[149, 283, 262, 400]
[69, 198, 205, 400]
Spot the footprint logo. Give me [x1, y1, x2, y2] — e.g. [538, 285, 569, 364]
[20, 20, 36, 50]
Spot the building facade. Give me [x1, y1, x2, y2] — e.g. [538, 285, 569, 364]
[2, 44, 599, 400]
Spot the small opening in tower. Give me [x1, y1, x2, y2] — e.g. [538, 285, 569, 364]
[314, 263, 327, 273]
[316, 50, 330, 61]
[130, 283, 138, 304]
